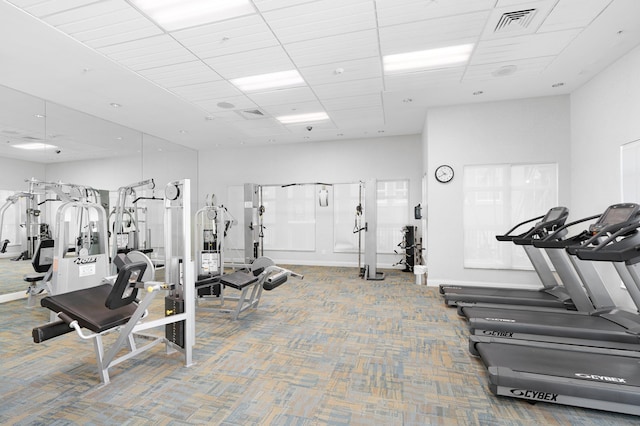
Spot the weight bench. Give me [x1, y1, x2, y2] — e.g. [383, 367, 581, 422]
[32, 261, 189, 385]
[211, 257, 303, 320]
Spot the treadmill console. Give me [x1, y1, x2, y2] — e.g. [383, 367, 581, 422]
[588, 203, 640, 235]
[537, 206, 569, 231]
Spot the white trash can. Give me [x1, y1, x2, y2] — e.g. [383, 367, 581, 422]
[414, 265, 428, 285]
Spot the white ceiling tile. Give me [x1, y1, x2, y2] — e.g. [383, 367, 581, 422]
[463, 57, 555, 81]
[313, 77, 383, 100]
[299, 56, 382, 86]
[329, 106, 385, 127]
[194, 96, 259, 113]
[375, 0, 495, 27]
[472, 29, 581, 64]
[538, 0, 612, 33]
[261, 100, 326, 117]
[204, 46, 296, 79]
[171, 80, 242, 102]
[60, 11, 161, 46]
[379, 11, 489, 55]
[247, 87, 318, 107]
[384, 67, 465, 91]
[285, 29, 379, 68]
[172, 15, 279, 59]
[17, 0, 97, 16]
[253, 0, 322, 13]
[98, 35, 198, 71]
[40, 0, 130, 26]
[263, 0, 376, 44]
[322, 93, 382, 112]
[138, 61, 222, 88]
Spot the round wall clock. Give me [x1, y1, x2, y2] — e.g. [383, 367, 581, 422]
[435, 165, 454, 183]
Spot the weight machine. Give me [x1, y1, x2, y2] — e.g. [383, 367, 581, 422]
[32, 179, 195, 385]
[22, 179, 109, 305]
[354, 179, 385, 280]
[109, 179, 160, 273]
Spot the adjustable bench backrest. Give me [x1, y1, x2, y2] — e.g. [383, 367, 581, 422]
[105, 261, 147, 309]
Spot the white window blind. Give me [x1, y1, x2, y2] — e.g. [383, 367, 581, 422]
[262, 185, 316, 251]
[377, 180, 409, 253]
[463, 163, 558, 269]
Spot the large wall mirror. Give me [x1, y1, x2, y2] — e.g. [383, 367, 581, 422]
[0, 84, 198, 302]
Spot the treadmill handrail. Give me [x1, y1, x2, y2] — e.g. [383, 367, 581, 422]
[579, 220, 640, 251]
[496, 214, 545, 241]
[585, 222, 640, 252]
[542, 214, 602, 242]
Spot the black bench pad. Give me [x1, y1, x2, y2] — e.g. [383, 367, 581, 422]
[220, 271, 258, 290]
[40, 284, 138, 333]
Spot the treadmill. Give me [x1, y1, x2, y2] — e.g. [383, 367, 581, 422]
[471, 216, 640, 415]
[441, 207, 575, 309]
[458, 210, 615, 318]
[467, 203, 640, 348]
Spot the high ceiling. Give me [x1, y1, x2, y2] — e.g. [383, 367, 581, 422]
[1, 0, 639, 155]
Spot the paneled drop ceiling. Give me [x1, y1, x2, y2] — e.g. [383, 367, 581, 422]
[1, 0, 639, 153]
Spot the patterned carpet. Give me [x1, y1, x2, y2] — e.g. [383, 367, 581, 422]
[0, 265, 636, 425]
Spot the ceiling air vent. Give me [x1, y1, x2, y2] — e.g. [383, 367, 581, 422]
[494, 9, 537, 33]
[236, 109, 268, 120]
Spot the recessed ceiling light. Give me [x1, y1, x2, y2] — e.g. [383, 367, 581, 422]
[383, 43, 474, 74]
[276, 112, 329, 125]
[115, 136, 123, 140]
[12, 142, 58, 150]
[130, 0, 254, 31]
[334, 68, 344, 75]
[179, 129, 188, 134]
[110, 102, 122, 108]
[473, 91, 484, 96]
[217, 101, 235, 109]
[552, 82, 565, 88]
[230, 70, 304, 92]
[34, 114, 45, 118]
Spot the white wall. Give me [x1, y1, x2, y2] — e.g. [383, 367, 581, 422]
[570, 44, 640, 309]
[198, 135, 423, 267]
[571, 44, 640, 216]
[424, 96, 572, 287]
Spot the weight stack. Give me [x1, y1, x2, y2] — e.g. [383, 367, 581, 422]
[165, 296, 185, 348]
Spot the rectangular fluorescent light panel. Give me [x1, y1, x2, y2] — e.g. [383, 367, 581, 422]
[231, 70, 305, 92]
[383, 44, 474, 73]
[12, 143, 58, 150]
[276, 112, 329, 125]
[130, 0, 254, 31]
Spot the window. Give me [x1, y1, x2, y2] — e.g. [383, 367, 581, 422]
[262, 185, 315, 251]
[463, 163, 558, 269]
[377, 180, 409, 253]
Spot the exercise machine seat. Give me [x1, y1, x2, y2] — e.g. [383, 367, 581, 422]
[39, 262, 146, 333]
[220, 271, 258, 290]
